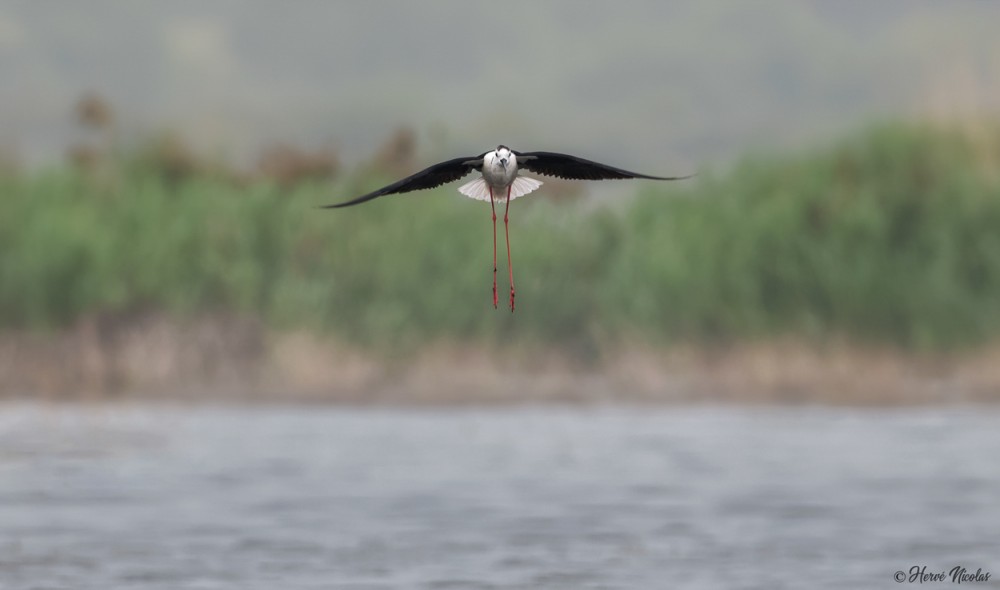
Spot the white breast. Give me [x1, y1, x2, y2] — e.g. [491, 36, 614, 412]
[481, 151, 517, 189]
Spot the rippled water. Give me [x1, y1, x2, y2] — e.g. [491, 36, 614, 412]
[0, 404, 998, 589]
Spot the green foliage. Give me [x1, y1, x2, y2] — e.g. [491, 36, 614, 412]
[609, 122, 1000, 350]
[3, 122, 1000, 355]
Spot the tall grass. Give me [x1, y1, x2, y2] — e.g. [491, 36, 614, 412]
[608, 122, 1000, 350]
[3, 122, 1000, 356]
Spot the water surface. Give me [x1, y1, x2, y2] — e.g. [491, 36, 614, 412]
[0, 404, 997, 589]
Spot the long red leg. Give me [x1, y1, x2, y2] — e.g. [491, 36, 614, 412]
[504, 186, 515, 312]
[490, 186, 498, 309]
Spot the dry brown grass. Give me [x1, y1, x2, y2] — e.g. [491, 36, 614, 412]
[255, 143, 340, 187]
[3, 315, 1000, 405]
[75, 93, 114, 130]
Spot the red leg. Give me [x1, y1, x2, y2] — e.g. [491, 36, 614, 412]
[490, 186, 498, 309]
[504, 186, 515, 312]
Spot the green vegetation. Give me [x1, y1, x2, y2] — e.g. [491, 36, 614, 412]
[3, 122, 1000, 357]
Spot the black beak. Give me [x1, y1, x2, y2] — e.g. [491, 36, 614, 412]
[500, 158, 508, 168]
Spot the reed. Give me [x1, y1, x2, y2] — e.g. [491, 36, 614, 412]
[3, 122, 1000, 357]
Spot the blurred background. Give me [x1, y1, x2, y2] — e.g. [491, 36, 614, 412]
[3, 0, 1000, 402]
[2, 2, 1000, 587]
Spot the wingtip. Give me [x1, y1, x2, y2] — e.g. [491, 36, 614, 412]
[318, 198, 366, 209]
[647, 172, 697, 181]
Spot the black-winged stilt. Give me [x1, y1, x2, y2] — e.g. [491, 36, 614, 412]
[324, 146, 691, 312]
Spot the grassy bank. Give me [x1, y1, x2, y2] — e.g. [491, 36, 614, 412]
[3, 122, 1000, 359]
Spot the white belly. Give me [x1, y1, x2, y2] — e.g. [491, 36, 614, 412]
[481, 159, 517, 189]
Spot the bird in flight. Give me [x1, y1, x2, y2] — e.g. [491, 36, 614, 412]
[323, 146, 692, 312]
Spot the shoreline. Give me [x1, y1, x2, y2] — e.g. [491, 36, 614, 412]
[2, 314, 999, 406]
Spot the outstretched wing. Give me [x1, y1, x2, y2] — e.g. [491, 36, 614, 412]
[322, 155, 483, 208]
[514, 150, 693, 182]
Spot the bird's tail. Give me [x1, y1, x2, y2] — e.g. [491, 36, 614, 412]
[458, 177, 543, 202]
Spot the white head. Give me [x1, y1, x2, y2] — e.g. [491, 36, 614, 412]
[491, 144, 513, 170]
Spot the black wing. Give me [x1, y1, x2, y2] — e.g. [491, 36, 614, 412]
[321, 155, 483, 208]
[514, 150, 693, 182]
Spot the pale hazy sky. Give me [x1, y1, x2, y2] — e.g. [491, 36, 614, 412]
[2, 1, 999, 169]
